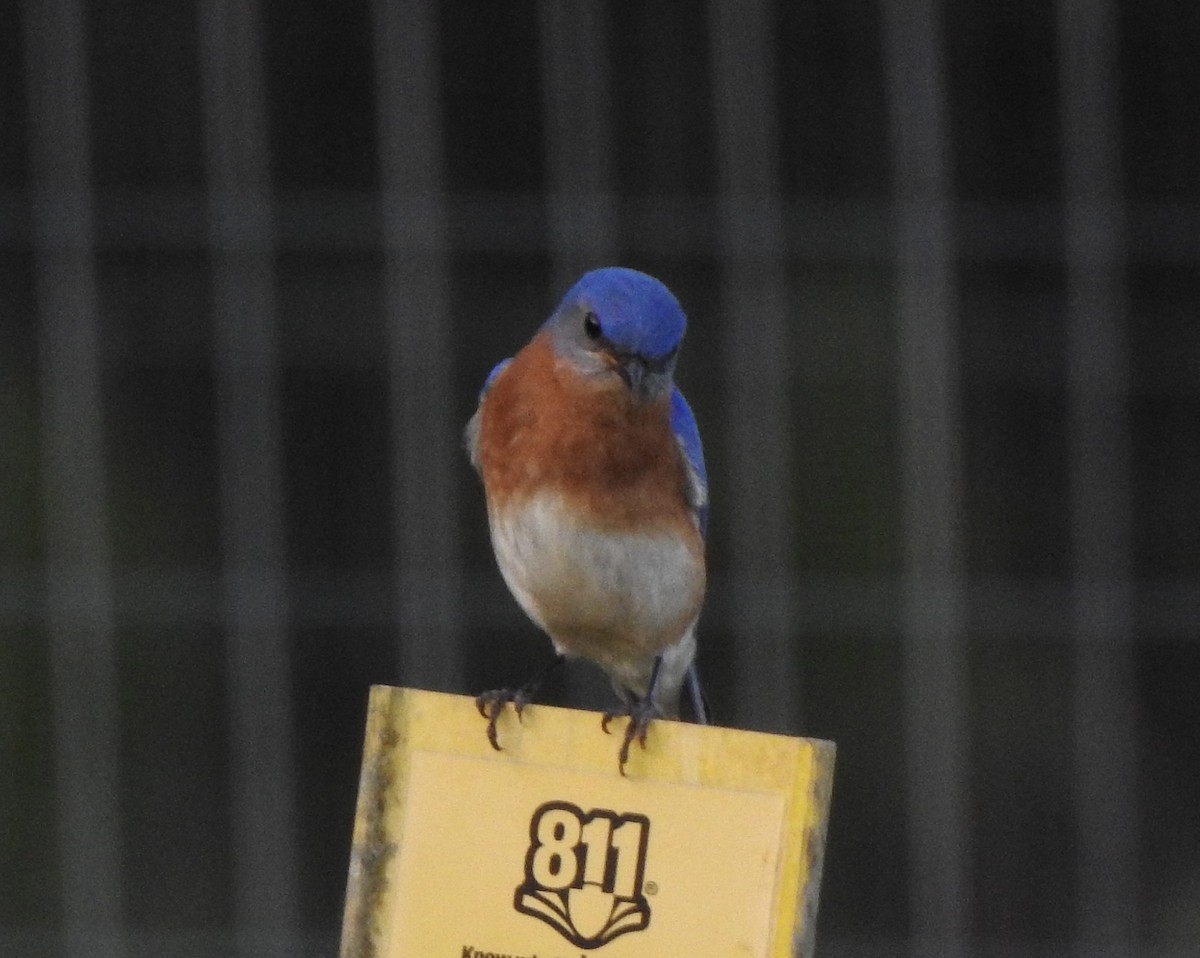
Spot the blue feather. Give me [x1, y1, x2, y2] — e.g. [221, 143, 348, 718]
[550, 267, 686, 361]
[670, 387, 708, 538]
[480, 357, 512, 396]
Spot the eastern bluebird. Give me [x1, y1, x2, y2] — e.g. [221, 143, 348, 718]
[466, 267, 709, 772]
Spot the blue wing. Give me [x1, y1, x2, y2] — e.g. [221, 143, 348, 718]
[480, 358, 512, 394]
[670, 387, 708, 537]
[465, 358, 512, 470]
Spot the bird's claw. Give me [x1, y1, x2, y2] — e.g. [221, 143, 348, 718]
[475, 687, 532, 750]
[602, 698, 660, 776]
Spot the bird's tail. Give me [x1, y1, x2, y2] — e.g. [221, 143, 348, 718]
[685, 662, 710, 725]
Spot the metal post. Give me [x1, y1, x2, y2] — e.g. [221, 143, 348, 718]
[199, 2, 301, 954]
[1058, 1, 1137, 953]
[881, 1, 971, 953]
[24, 1, 121, 956]
[709, 0, 797, 732]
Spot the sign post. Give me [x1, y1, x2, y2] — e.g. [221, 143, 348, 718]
[339, 686, 835, 958]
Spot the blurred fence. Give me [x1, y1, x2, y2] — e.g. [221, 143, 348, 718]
[4, 1, 1200, 956]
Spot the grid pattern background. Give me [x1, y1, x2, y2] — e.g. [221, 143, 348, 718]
[4, 2, 1199, 956]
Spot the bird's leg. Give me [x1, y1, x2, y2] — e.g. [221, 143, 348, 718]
[602, 656, 665, 775]
[475, 654, 566, 750]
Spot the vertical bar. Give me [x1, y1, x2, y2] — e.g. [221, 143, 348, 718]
[24, 1, 123, 958]
[538, 0, 617, 289]
[708, 0, 796, 730]
[371, 0, 463, 688]
[1057, 1, 1137, 953]
[198, 3, 301, 955]
[24, 2, 122, 956]
[880, 2, 971, 954]
[537, 0, 617, 707]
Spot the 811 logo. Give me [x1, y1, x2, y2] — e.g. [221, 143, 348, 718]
[513, 801, 652, 949]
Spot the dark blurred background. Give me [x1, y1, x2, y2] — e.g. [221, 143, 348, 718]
[4, 1, 1199, 956]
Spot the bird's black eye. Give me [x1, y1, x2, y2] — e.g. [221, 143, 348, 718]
[583, 311, 602, 340]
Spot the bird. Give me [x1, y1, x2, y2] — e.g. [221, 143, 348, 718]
[465, 266, 709, 773]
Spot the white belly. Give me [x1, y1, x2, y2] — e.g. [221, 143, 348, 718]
[488, 492, 703, 694]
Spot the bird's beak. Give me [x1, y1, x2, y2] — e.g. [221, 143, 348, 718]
[617, 356, 648, 397]
[612, 348, 676, 401]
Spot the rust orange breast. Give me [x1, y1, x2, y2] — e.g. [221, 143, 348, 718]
[477, 332, 697, 537]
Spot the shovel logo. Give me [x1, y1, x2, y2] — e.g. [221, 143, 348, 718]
[514, 801, 651, 949]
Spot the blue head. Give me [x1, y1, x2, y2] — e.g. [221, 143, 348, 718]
[544, 267, 687, 400]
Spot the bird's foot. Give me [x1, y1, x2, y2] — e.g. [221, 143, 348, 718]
[602, 697, 661, 776]
[475, 687, 534, 751]
[475, 655, 566, 751]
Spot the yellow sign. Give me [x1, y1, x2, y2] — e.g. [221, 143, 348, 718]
[340, 687, 835, 958]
